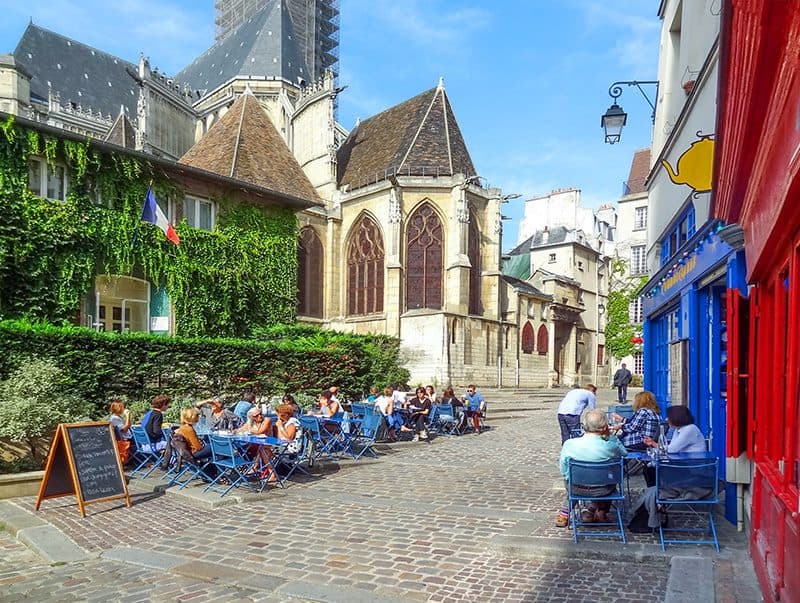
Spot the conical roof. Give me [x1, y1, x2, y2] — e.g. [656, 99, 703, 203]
[180, 92, 321, 203]
[336, 83, 477, 190]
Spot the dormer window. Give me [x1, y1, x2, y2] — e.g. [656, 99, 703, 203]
[28, 157, 67, 201]
[548, 253, 556, 263]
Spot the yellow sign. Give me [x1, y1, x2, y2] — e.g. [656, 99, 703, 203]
[662, 256, 697, 293]
[662, 133, 714, 194]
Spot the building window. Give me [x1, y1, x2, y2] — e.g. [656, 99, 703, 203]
[94, 275, 150, 333]
[660, 203, 696, 265]
[634, 352, 644, 375]
[183, 197, 215, 230]
[406, 203, 443, 310]
[527, 300, 536, 319]
[597, 344, 605, 366]
[347, 214, 384, 316]
[548, 253, 556, 263]
[631, 245, 647, 276]
[537, 324, 549, 355]
[521, 321, 534, 354]
[577, 260, 584, 271]
[634, 206, 648, 230]
[468, 219, 483, 315]
[629, 297, 643, 323]
[297, 227, 323, 318]
[28, 157, 67, 201]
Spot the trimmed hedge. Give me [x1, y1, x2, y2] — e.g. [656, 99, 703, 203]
[0, 321, 409, 415]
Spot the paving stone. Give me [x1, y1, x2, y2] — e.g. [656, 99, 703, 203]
[102, 546, 188, 569]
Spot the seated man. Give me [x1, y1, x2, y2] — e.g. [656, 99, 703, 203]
[463, 384, 486, 434]
[556, 409, 628, 527]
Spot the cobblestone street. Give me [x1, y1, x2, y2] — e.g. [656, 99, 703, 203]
[0, 389, 762, 602]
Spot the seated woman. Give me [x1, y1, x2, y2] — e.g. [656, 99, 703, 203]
[174, 408, 212, 462]
[366, 386, 380, 403]
[276, 403, 304, 454]
[281, 393, 302, 417]
[237, 407, 276, 481]
[141, 394, 171, 451]
[440, 386, 465, 431]
[109, 400, 133, 464]
[425, 385, 437, 403]
[628, 405, 709, 533]
[374, 387, 412, 441]
[196, 397, 241, 432]
[309, 390, 340, 418]
[610, 391, 661, 452]
[406, 387, 432, 441]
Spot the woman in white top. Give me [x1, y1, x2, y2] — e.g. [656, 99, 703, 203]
[276, 404, 303, 454]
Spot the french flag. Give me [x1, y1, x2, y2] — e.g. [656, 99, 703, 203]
[140, 187, 180, 245]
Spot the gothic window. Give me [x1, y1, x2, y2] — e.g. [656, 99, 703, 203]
[537, 324, 549, 355]
[406, 203, 443, 310]
[297, 227, 323, 318]
[347, 215, 384, 315]
[468, 218, 483, 315]
[521, 321, 534, 354]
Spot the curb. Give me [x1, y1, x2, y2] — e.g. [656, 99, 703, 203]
[0, 499, 91, 563]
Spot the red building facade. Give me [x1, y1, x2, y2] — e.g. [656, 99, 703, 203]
[713, 2, 800, 601]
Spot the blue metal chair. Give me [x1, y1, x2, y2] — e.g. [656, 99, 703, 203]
[350, 411, 382, 460]
[607, 405, 635, 422]
[655, 457, 720, 552]
[166, 432, 214, 490]
[130, 425, 164, 478]
[429, 403, 458, 435]
[203, 435, 258, 497]
[299, 416, 339, 465]
[567, 458, 627, 543]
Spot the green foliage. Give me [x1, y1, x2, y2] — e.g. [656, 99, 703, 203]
[0, 320, 410, 416]
[0, 118, 298, 337]
[0, 358, 91, 458]
[605, 264, 648, 361]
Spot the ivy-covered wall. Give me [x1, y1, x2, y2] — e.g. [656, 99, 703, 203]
[0, 116, 299, 337]
[605, 257, 648, 361]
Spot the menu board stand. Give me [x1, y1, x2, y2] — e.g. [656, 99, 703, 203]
[35, 422, 131, 517]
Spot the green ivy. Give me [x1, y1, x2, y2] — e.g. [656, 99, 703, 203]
[0, 116, 298, 337]
[605, 258, 648, 360]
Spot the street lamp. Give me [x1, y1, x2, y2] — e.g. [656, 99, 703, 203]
[601, 80, 659, 144]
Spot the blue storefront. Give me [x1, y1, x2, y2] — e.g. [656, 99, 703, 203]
[641, 219, 747, 523]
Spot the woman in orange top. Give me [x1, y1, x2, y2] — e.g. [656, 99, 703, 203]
[175, 408, 212, 461]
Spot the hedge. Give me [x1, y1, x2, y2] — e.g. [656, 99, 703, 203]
[0, 320, 410, 415]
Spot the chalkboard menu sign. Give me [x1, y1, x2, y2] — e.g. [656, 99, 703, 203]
[35, 422, 131, 517]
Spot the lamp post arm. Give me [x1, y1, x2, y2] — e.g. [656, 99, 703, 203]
[608, 80, 659, 123]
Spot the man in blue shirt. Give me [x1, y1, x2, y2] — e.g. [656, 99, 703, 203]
[463, 385, 486, 434]
[232, 392, 256, 424]
[556, 409, 627, 527]
[556, 384, 597, 443]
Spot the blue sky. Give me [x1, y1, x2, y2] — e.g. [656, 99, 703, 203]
[0, 0, 660, 250]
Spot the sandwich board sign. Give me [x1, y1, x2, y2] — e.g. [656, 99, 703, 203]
[35, 422, 131, 517]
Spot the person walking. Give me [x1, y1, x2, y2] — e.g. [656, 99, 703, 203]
[612, 363, 633, 403]
[556, 384, 597, 443]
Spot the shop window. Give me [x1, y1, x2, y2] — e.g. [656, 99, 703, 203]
[468, 219, 483, 315]
[28, 157, 67, 201]
[183, 196, 215, 230]
[521, 322, 534, 354]
[537, 324, 549, 355]
[634, 206, 647, 230]
[94, 275, 150, 333]
[297, 227, 323, 318]
[347, 214, 384, 316]
[406, 203, 443, 310]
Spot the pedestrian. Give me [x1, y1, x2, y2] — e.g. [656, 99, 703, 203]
[612, 363, 633, 403]
[556, 384, 598, 443]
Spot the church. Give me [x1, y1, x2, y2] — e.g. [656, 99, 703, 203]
[0, 0, 572, 388]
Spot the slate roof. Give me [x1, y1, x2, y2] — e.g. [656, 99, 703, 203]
[176, 0, 309, 95]
[104, 111, 136, 149]
[13, 23, 139, 118]
[502, 275, 551, 300]
[336, 84, 477, 190]
[625, 148, 651, 194]
[179, 92, 321, 204]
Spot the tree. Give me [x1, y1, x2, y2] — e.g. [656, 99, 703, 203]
[0, 357, 91, 459]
